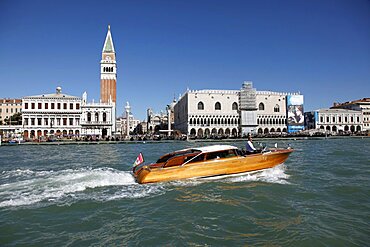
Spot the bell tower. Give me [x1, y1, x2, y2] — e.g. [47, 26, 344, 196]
[100, 25, 117, 103]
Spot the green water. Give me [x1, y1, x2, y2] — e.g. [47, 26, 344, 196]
[0, 138, 369, 246]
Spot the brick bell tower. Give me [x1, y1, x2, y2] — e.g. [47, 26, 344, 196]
[100, 25, 117, 103]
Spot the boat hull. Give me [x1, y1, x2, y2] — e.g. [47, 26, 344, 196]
[135, 149, 293, 184]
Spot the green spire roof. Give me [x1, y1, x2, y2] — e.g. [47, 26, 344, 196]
[102, 25, 115, 53]
[104, 35, 113, 52]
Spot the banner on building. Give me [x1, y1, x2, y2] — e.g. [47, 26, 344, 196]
[286, 95, 304, 133]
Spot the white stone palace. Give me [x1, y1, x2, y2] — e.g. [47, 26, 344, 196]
[22, 87, 82, 139]
[173, 81, 303, 137]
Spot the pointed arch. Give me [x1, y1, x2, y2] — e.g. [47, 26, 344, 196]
[198, 102, 204, 110]
[215, 102, 221, 110]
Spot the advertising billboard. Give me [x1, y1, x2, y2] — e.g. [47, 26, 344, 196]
[286, 95, 304, 133]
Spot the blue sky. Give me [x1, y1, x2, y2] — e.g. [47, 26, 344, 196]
[0, 0, 369, 120]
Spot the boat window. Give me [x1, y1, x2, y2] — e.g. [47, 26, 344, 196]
[206, 150, 236, 160]
[187, 154, 205, 163]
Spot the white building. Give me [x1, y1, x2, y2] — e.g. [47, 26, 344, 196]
[22, 87, 82, 139]
[147, 108, 169, 134]
[331, 98, 370, 131]
[307, 108, 363, 133]
[173, 81, 303, 137]
[80, 92, 116, 138]
[174, 88, 240, 138]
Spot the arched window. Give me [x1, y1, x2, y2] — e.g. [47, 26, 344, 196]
[215, 102, 221, 110]
[87, 112, 91, 122]
[198, 102, 204, 110]
[103, 112, 107, 122]
[189, 118, 193, 125]
[232, 102, 238, 110]
[274, 104, 280, 112]
[259, 103, 265, 111]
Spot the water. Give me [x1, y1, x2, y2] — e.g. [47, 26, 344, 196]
[0, 138, 369, 246]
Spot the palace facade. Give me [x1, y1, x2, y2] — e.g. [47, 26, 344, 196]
[173, 81, 304, 137]
[22, 87, 82, 139]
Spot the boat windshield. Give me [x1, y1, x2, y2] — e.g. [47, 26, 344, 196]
[156, 149, 198, 163]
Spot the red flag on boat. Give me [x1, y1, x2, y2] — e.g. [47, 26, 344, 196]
[133, 152, 144, 167]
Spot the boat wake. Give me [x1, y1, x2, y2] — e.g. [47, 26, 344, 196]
[170, 164, 290, 186]
[0, 164, 289, 208]
[0, 167, 164, 208]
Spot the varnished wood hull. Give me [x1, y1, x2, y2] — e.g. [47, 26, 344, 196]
[134, 149, 293, 184]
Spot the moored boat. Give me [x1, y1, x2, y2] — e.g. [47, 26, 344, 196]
[133, 145, 293, 184]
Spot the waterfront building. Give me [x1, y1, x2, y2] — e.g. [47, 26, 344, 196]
[256, 92, 302, 134]
[174, 88, 240, 138]
[80, 92, 116, 138]
[331, 98, 370, 131]
[21, 87, 82, 139]
[173, 81, 303, 137]
[0, 99, 22, 125]
[146, 108, 169, 134]
[305, 108, 363, 133]
[100, 25, 117, 104]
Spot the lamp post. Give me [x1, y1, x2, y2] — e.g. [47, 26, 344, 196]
[125, 102, 131, 138]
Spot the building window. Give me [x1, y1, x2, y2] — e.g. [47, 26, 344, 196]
[326, 116, 329, 122]
[37, 118, 42, 125]
[57, 118, 61, 126]
[215, 102, 221, 110]
[95, 113, 99, 122]
[63, 103, 67, 110]
[31, 118, 35, 125]
[51, 103, 55, 109]
[45, 103, 48, 109]
[332, 116, 335, 122]
[320, 116, 323, 123]
[70, 103, 73, 110]
[103, 113, 107, 122]
[44, 118, 48, 126]
[259, 103, 265, 111]
[63, 118, 67, 125]
[57, 103, 61, 110]
[274, 104, 280, 112]
[232, 102, 238, 110]
[76, 103, 80, 110]
[24, 118, 29, 125]
[25, 103, 28, 109]
[198, 102, 204, 110]
[31, 103, 35, 109]
[69, 118, 73, 125]
[38, 103, 42, 109]
[339, 116, 342, 122]
[87, 112, 91, 122]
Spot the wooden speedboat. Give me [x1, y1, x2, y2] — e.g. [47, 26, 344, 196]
[133, 145, 293, 184]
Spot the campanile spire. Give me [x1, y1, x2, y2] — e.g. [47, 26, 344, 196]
[100, 25, 117, 104]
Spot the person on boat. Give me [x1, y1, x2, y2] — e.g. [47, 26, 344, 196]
[246, 135, 259, 154]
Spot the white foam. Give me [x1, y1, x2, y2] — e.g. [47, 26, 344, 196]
[0, 167, 155, 208]
[223, 164, 290, 184]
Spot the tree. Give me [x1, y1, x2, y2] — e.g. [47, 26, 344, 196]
[4, 113, 22, 125]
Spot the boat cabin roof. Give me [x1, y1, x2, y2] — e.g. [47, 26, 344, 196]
[192, 145, 238, 153]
